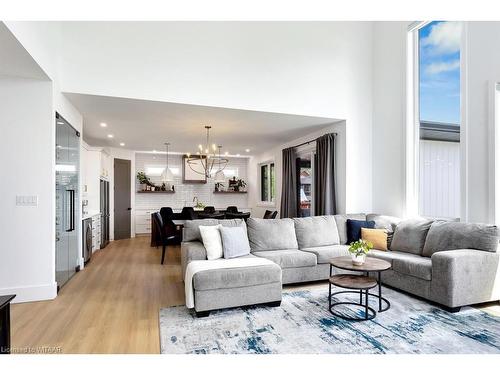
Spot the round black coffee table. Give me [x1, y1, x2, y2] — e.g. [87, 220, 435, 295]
[328, 256, 391, 321]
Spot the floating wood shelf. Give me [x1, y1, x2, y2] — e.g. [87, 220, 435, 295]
[137, 190, 175, 194]
[213, 191, 247, 194]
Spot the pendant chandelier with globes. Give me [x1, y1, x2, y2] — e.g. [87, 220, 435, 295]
[186, 125, 228, 181]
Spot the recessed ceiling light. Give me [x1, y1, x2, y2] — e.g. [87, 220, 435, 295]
[224, 151, 229, 156]
[100, 122, 107, 127]
[236, 153, 241, 157]
[107, 134, 114, 138]
[245, 149, 250, 153]
[119, 142, 125, 147]
[153, 149, 157, 153]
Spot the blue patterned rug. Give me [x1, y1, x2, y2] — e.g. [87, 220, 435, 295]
[159, 287, 500, 354]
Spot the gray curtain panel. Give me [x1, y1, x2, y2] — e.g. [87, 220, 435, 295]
[280, 147, 298, 218]
[314, 133, 337, 215]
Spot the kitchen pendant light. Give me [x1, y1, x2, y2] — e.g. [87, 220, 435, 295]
[161, 142, 174, 182]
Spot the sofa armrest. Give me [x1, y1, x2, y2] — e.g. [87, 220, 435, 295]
[431, 249, 500, 307]
[181, 241, 207, 282]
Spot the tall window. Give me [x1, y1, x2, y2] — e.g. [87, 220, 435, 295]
[260, 162, 275, 203]
[416, 21, 462, 218]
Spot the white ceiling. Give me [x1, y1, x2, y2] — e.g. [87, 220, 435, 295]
[64, 93, 339, 155]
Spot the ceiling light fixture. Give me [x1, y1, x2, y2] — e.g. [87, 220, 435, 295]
[107, 134, 114, 138]
[120, 142, 125, 146]
[186, 126, 228, 179]
[100, 122, 107, 127]
[245, 149, 250, 153]
[236, 153, 241, 157]
[161, 142, 174, 183]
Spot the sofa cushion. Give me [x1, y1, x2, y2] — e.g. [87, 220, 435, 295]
[366, 214, 401, 248]
[193, 256, 282, 290]
[293, 216, 340, 249]
[334, 213, 366, 244]
[199, 224, 223, 260]
[301, 245, 350, 264]
[368, 249, 423, 265]
[361, 228, 388, 251]
[346, 219, 375, 244]
[392, 257, 432, 281]
[183, 219, 245, 242]
[220, 225, 251, 259]
[422, 221, 500, 257]
[252, 249, 317, 268]
[390, 218, 434, 255]
[247, 218, 298, 251]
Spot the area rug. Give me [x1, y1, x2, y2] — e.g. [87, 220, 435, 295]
[159, 287, 500, 354]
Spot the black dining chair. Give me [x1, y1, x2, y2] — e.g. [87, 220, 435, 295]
[160, 206, 182, 240]
[152, 212, 180, 264]
[203, 206, 216, 214]
[226, 206, 239, 214]
[225, 212, 251, 221]
[181, 207, 197, 220]
[159, 207, 174, 221]
[263, 210, 278, 219]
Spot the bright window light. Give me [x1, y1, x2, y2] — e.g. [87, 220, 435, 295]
[145, 166, 180, 177]
[56, 164, 76, 172]
[223, 168, 239, 178]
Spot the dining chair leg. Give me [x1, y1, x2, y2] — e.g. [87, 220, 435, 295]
[161, 244, 166, 265]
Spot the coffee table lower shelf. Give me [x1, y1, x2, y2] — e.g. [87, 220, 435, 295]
[328, 274, 379, 321]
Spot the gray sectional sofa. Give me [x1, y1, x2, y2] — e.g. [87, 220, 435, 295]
[181, 214, 500, 316]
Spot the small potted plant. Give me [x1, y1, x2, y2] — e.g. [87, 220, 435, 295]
[348, 239, 373, 265]
[136, 171, 151, 191]
[234, 178, 247, 192]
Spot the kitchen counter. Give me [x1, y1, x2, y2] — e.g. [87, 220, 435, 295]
[82, 210, 101, 220]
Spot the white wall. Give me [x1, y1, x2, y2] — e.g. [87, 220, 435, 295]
[248, 122, 346, 217]
[60, 21, 374, 213]
[2, 21, 85, 300]
[0, 77, 56, 302]
[371, 21, 408, 217]
[465, 22, 500, 224]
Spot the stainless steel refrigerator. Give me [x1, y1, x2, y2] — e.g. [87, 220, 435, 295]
[55, 113, 80, 290]
[100, 179, 110, 248]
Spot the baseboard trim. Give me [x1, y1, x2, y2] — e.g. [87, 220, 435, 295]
[0, 282, 57, 303]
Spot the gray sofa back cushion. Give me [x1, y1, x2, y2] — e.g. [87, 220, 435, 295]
[390, 218, 434, 255]
[422, 221, 499, 257]
[293, 216, 340, 249]
[366, 214, 402, 248]
[183, 218, 245, 242]
[247, 218, 298, 251]
[334, 213, 366, 245]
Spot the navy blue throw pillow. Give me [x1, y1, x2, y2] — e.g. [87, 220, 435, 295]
[346, 219, 376, 245]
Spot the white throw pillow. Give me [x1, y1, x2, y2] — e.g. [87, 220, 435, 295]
[199, 224, 223, 260]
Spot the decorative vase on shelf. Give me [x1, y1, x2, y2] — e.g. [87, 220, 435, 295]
[351, 253, 366, 266]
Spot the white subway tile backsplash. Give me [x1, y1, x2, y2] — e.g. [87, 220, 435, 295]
[135, 153, 249, 211]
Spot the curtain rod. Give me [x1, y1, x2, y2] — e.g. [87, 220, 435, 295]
[290, 132, 337, 149]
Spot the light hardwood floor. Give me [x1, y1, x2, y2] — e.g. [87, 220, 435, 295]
[10, 236, 500, 354]
[11, 236, 184, 354]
